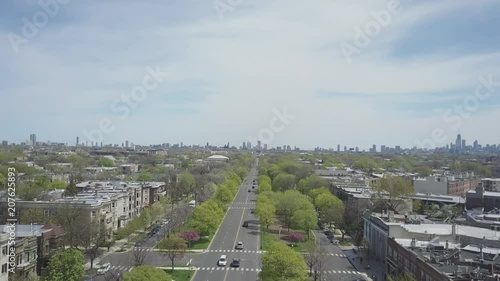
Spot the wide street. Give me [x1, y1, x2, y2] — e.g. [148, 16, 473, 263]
[190, 164, 261, 281]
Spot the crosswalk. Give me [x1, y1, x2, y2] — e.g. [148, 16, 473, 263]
[232, 202, 256, 205]
[205, 249, 263, 254]
[197, 267, 261, 272]
[109, 265, 134, 272]
[228, 206, 252, 210]
[322, 270, 363, 275]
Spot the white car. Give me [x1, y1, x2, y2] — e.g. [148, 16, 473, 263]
[218, 255, 227, 266]
[97, 263, 111, 275]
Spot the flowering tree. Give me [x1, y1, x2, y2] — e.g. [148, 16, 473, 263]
[290, 233, 304, 245]
[179, 231, 200, 248]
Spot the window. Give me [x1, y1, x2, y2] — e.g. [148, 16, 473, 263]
[1, 263, 6, 273]
[43, 210, 51, 217]
[91, 211, 96, 217]
[112, 202, 115, 207]
[1, 245, 7, 255]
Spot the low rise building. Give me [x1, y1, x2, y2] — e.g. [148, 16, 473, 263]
[412, 172, 480, 196]
[466, 185, 500, 212]
[364, 211, 500, 280]
[482, 178, 500, 191]
[0, 233, 8, 281]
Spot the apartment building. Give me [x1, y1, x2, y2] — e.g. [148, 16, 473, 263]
[0, 233, 8, 281]
[412, 172, 480, 196]
[363, 211, 500, 280]
[481, 178, 500, 191]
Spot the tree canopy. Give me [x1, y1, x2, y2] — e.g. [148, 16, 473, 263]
[47, 249, 86, 281]
[123, 265, 172, 281]
[260, 241, 308, 281]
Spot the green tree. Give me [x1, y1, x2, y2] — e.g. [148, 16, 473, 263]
[274, 190, 312, 231]
[235, 166, 249, 180]
[297, 175, 328, 194]
[137, 173, 153, 181]
[291, 208, 317, 240]
[97, 157, 114, 167]
[215, 185, 234, 205]
[374, 176, 414, 212]
[255, 195, 276, 229]
[176, 172, 196, 198]
[0, 173, 5, 188]
[413, 165, 432, 177]
[140, 208, 152, 228]
[260, 241, 308, 281]
[187, 200, 224, 236]
[48, 180, 68, 189]
[34, 175, 50, 188]
[158, 236, 187, 271]
[272, 173, 296, 191]
[308, 187, 330, 207]
[123, 265, 172, 281]
[47, 249, 85, 281]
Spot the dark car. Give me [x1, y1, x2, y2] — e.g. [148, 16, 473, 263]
[252, 185, 255, 189]
[248, 189, 251, 192]
[230, 258, 240, 267]
[242, 221, 248, 227]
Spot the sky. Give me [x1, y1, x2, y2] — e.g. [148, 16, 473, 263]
[1, 0, 499, 150]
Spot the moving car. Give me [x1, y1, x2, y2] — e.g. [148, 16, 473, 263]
[235, 241, 243, 250]
[97, 263, 111, 275]
[218, 255, 227, 266]
[242, 221, 248, 227]
[230, 258, 240, 267]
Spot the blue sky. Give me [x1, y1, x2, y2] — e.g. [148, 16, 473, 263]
[1, 0, 499, 150]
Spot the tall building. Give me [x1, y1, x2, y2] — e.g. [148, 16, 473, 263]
[242, 142, 246, 149]
[29, 134, 36, 146]
[125, 140, 129, 148]
[247, 141, 251, 150]
[337, 144, 340, 152]
[263, 144, 268, 151]
[372, 144, 376, 153]
[462, 139, 466, 150]
[456, 134, 462, 152]
[76, 136, 79, 146]
[473, 140, 478, 150]
[257, 140, 261, 150]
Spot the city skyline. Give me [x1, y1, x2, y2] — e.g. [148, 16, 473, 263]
[1, 1, 500, 149]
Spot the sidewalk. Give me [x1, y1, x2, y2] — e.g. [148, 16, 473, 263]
[343, 248, 386, 281]
[84, 238, 130, 269]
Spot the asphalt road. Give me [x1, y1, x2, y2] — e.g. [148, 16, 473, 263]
[191, 165, 261, 281]
[311, 229, 371, 281]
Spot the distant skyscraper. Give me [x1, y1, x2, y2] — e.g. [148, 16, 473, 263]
[126, 140, 129, 148]
[76, 136, 79, 146]
[456, 134, 462, 151]
[381, 145, 386, 153]
[100, 142, 103, 147]
[257, 140, 261, 150]
[462, 139, 466, 150]
[1, 141, 8, 146]
[372, 144, 376, 153]
[29, 134, 36, 146]
[263, 144, 268, 150]
[247, 141, 251, 150]
[337, 144, 340, 152]
[355, 147, 359, 152]
[344, 146, 347, 152]
[242, 142, 247, 149]
[474, 140, 478, 150]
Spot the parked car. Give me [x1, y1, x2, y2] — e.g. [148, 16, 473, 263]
[235, 241, 243, 250]
[242, 221, 248, 227]
[218, 255, 227, 266]
[230, 258, 240, 267]
[97, 263, 111, 275]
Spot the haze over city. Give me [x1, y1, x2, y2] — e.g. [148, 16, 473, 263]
[1, 0, 500, 149]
